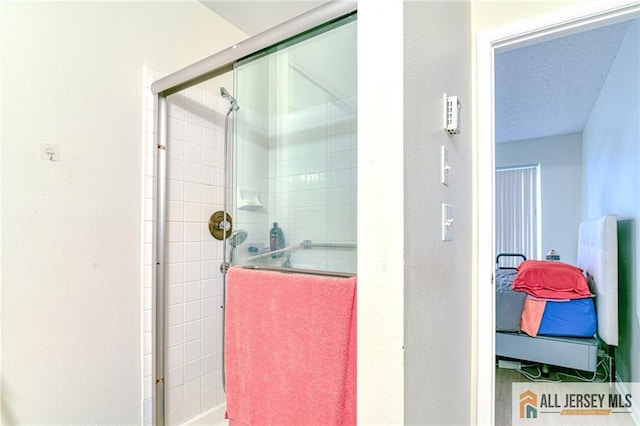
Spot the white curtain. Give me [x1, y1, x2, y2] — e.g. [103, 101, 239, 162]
[495, 165, 540, 267]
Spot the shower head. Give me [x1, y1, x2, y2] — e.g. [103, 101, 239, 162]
[228, 229, 248, 248]
[220, 87, 239, 111]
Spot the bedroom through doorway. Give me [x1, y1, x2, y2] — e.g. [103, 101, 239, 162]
[476, 1, 640, 424]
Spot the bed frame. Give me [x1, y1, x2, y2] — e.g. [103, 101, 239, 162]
[495, 214, 618, 372]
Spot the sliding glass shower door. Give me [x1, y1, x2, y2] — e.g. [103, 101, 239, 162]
[147, 10, 357, 426]
[233, 15, 357, 274]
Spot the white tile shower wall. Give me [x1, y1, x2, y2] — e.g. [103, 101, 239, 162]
[270, 96, 357, 272]
[143, 67, 229, 426]
[234, 98, 357, 272]
[235, 106, 271, 264]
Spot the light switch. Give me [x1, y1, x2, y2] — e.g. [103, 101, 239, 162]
[442, 203, 453, 241]
[441, 145, 450, 186]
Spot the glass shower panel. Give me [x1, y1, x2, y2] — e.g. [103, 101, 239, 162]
[234, 16, 357, 274]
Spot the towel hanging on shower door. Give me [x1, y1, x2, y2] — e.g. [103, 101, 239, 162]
[224, 266, 356, 426]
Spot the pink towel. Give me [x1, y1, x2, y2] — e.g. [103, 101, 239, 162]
[520, 298, 547, 337]
[225, 267, 357, 426]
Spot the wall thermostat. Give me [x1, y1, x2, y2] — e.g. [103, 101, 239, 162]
[443, 94, 461, 135]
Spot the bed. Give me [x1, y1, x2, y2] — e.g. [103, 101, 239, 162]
[495, 214, 618, 372]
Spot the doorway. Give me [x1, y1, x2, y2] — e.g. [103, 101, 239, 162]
[475, 1, 640, 424]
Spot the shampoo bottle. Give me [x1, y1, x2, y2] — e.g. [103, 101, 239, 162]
[270, 222, 285, 258]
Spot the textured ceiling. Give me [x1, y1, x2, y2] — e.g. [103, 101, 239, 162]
[495, 19, 634, 143]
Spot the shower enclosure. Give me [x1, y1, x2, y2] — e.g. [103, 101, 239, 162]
[145, 4, 356, 425]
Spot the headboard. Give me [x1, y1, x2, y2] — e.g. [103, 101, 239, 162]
[576, 214, 618, 346]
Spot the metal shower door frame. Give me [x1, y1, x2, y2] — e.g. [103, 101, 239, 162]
[150, 2, 357, 424]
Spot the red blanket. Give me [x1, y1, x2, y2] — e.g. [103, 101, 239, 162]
[512, 260, 591, 299]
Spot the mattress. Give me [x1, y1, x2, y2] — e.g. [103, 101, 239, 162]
[495, 266, 597, 337]
[537, 297, 597, 338]
[495, 268, 526, 332]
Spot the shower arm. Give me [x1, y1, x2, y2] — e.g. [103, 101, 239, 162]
[221, 87, 239, 111]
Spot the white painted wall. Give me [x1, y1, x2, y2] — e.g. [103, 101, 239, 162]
[357, 1, 405, 423]
[582, 18, 639, 384]
[404, 2, 472, 424]
[496, 133, 583, 264]
[0, 2, 245, 423]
